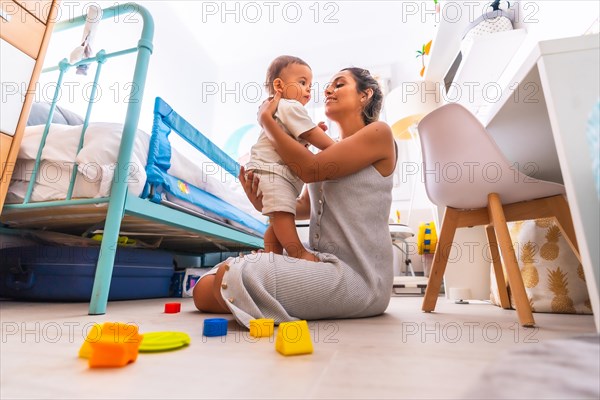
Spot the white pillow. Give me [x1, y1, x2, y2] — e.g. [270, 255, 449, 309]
[19, 124, 81, 162]
[21, 123, 149, 197]
[74, 122, 149, 197]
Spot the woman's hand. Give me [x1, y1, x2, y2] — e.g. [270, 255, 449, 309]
[239, 166, 263, 212]
[257, 91, 282, 127]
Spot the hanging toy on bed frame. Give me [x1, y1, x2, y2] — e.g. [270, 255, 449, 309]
[69, 4, 102, 75]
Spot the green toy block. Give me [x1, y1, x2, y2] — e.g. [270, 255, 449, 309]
[275, 320, 313, 356]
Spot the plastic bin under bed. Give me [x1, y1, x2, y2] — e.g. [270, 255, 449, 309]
[0, 245, 174, 301]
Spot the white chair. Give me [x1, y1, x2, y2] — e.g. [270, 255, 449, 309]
[417, 103, 581, 326]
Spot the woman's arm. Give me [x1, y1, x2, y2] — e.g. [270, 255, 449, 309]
[259, 96, 394, 183]
[295, 185, 311, 220]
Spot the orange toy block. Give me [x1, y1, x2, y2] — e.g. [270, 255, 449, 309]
[249, 319, 274, 338]
[79, 322, 143, 368]
[88, 338, 140, 368]
[275, 320, 313, 356]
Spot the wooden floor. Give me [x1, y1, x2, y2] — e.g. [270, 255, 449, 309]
[0, 296, 595, 399]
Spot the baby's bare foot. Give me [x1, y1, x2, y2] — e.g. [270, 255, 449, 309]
[299, 251, 319, 263]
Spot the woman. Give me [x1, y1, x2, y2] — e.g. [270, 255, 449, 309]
[193, 67, 397, 327]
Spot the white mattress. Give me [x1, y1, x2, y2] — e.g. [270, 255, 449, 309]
[8, 123, 265, 224]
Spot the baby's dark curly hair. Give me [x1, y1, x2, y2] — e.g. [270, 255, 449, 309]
[265, 55, 310, 96]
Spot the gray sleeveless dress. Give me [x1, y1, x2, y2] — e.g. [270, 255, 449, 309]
[202, 164, 394, 328]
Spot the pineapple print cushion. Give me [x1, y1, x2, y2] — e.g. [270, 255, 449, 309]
[490, 218, 592, 314]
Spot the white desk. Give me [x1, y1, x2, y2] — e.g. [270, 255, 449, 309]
[484, 34, 600, 331]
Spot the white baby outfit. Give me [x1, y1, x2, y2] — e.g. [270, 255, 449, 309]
[246, 99, 315, 215]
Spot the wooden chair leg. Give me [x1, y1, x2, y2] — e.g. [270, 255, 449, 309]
[422, 207, 460, 313]
[486, 224, 510, 309]
[548, 195, 581, 262]
[488, 193, 535, 327]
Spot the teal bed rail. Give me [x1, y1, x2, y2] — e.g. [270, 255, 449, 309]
[1, 3, 263, 315]
[62, 3, 151, 315]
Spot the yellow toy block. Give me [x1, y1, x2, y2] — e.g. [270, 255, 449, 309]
[78, 323, 102, 359]
[249, 319, 274, 338]
[275, 320, 313, 356]
[78, 322, 142, 368]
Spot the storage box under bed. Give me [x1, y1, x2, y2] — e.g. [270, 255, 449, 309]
[0, 246, 174, 301]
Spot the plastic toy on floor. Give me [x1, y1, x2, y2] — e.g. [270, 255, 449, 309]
[79, 322, 142, 368]
[164, 302, 181, 313]
[203, 318, 228, 337]
[139, 332, 191, 352]
[275, 320, 313, 356]
[79, 323, 191, 367]
[249, 319, 275, 338]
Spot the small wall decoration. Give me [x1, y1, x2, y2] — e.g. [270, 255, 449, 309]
[416, 40, 432, 77]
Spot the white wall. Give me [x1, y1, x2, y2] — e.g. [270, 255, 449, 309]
[139, 2, 220, 136]
[37, 1, 435, 156]
[503, 0, 600, 82]
[513, 1, 599, 40]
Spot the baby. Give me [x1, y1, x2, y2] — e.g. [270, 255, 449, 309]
[246, 55, 334, 262]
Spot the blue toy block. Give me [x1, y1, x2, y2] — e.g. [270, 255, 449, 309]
[203, 318, 228, 337]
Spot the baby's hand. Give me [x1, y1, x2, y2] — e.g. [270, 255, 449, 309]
[318, 121, 328, 132]
[258, 91, 282, 126]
